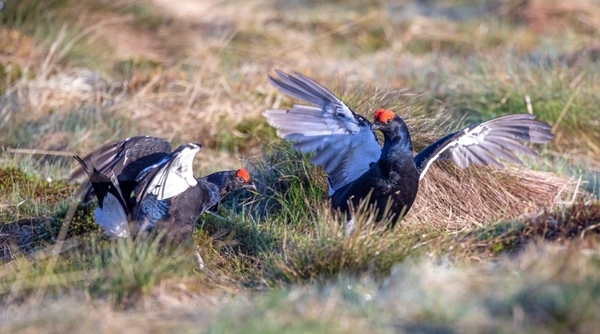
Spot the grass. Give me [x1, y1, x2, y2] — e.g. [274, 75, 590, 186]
[4, 242, 600, 333]
[1, 0, 600, 332]
[0, 166, 74, 221]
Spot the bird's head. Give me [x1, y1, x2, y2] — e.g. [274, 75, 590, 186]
[371, 109, 412, 152]
[203, 168, 256, 197]
[233, 169, 256, 191]
[216, 169, 256, 196]
[372, 108, 395, 126]
[372, 109, 409, 134]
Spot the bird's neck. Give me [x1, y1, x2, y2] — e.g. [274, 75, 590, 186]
[378, 129, 415, 177]
[203, 171, 231, 197]
[381, 131, 413, 159]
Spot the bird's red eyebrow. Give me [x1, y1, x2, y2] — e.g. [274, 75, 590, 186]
[374, 109, 395, 123]
[236, 169, 250, 182]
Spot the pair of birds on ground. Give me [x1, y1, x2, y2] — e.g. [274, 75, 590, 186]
[74, 70, 553, 240]
[73, 138, 255, 241]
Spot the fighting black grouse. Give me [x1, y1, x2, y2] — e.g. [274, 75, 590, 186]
[74, 138, 255, 240]
[263, 70, 554, 226]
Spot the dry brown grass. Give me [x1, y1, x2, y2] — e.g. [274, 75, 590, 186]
[0, 29, 45, 69]
[4, 0, 598, 169]
[507, 0, 600, 35]
[406, 165, 582, 231]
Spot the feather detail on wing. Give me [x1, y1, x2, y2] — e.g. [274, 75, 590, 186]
[70, 136, 172, 182]
[134, 144, 200, 217]
[71, 136, 173, 203]
[74, 156, 127, 206]
[95, 193, 130, 238]
[414, 114, 554, 180]
[264, 70, 381, 195]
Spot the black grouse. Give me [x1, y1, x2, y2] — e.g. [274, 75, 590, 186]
[74, 139, 255, 240]
[263, 70, 554, 227]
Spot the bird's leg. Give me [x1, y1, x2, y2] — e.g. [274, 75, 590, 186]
[344, 218, 356, 237]
[195, 245, 205, 270]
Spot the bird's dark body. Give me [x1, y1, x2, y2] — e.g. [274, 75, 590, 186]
[117, 152, 170, 210]
[331, 154, 419, 226]
[117, 152, 168, 182]
[331, 115, 420, 226]
[141, 181, 219, 241]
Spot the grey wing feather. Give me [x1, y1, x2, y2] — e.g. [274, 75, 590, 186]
[71, 136, 172, 182]
[415, 114, 553, 179]
[264, 71, 381, 195]
[133, 144, 199, 216]
[132, 156, 171, 219]
[71, 136, 172, 203]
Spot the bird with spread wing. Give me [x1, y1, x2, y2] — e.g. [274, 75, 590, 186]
[264, 70, 553, 227]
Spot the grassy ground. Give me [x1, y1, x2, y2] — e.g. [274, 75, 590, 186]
[1, 0, 600, 332]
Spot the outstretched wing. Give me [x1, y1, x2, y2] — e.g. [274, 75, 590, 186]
[263, 70, 381, 195]
[414, 114, 554, 180]
[71, 136, 173, 203]
[134, 143, 200, 210]
[71, 136, 172, 181]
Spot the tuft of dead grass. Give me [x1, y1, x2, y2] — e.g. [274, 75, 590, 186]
[504, 0, 600, 35]
[406, 164, 582, 231]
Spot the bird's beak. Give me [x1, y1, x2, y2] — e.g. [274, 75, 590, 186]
[371, 122, 382, 131]
[244, 183, 257, 191]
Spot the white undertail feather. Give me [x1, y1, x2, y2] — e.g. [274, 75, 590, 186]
[95, 192, 129, 238]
